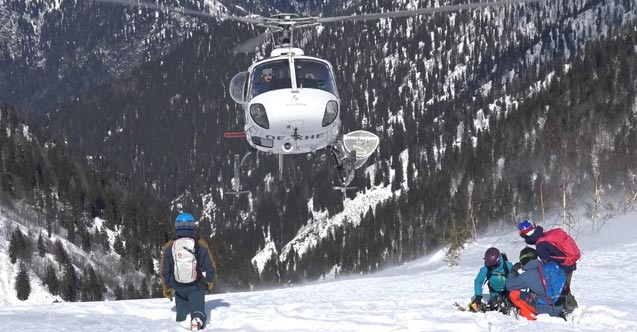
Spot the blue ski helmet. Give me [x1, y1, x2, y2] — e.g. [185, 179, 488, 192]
[517, 220, 535, 238]
[175, 212, 195, 230]
[484, 247, 501, 267]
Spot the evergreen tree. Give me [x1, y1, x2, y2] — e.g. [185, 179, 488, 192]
[81, 229, 91, 252]
[45, 265, 59, 295]
[37, 233, 46, 257]
[8, 228, 30, 264]
[151, 278, 163, 299]
[114, 285, 124, 300]
[126, 282, 137, 300]
[113, 235, 125, 256]
[139, 279, 150, 299]
[8, 230, 18, 264]
[61, 262, 78, 302]
[53, 239, 68, 265]
[15, 263, 31, 301]
[99, 227, 110, 253]
[80, 265, 103, 302]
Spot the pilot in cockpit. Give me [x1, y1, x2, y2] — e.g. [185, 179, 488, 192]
[262, 68, 274, 84]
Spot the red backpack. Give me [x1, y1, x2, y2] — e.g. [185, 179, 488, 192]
[536, 228, 581, 267]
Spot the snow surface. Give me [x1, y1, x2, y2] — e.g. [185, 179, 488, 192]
[1, 212, 636, 331]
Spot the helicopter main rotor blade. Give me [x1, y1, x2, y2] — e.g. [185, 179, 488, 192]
[92, 0, 266, 25]
[233, 32, 270, 54]
[316, 0, 541, 24]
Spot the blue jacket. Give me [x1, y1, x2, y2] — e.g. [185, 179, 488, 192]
[505, 259, 564, 316]
[524, 226, 576, 274]
[474, 254, 513, 298]
[160, 230, 216, 290]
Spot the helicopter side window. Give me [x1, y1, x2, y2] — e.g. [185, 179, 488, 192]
[251, 60, 291, 97]
[294, 60, 336, 95]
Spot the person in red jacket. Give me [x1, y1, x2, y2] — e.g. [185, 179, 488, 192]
[518, 220, 579, 313]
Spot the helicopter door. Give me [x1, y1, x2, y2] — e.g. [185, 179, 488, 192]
[229, 71, 249, 104]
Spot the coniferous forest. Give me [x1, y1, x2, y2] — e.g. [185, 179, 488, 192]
[0, 0, 636, 300]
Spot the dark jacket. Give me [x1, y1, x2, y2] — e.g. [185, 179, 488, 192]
[505, 259, 563, 316]
[160, 229, 216, 290]
[524, 226, 576, 274]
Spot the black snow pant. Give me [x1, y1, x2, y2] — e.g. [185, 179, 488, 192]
[174, 282, 207, 327]
[565, 271, 578, 311]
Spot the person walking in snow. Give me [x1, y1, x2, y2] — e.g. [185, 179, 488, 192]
[506, 247, 566, 320]
[518, 220, 580, 313]
[469, 247, 514, 312]
[160, 212, 217, 331]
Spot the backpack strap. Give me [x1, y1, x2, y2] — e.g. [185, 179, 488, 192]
[537, 263, 553, 306]
[159, 240, 175, 290]
[485, 254, 509, 293]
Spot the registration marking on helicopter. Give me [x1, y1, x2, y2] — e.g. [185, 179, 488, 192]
[265, 133, 325, 141]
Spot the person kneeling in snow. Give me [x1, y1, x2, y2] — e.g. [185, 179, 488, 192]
[469, 247, 514, 313]
[517, 220, 580, 313]
[506, 247, 566, 320]
[160, 212, 217, 331]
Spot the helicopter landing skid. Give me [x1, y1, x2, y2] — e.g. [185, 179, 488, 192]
[328, 145, 356, 189]
[224, 152, 252, 196]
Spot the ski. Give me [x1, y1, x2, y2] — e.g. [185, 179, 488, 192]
[453, 302, 470, 312]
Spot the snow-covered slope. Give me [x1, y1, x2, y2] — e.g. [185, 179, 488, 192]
[0, 206, 146, 307]
[0, 212, 57, 306]
[0, 212, 635, 331]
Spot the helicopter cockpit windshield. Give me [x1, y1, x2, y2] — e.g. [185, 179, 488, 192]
[294, 59, 337, 94]
[250, 59, 337, 98]
[251, 60, 291, 97]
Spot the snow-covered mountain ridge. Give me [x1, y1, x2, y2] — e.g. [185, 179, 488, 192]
[0, 0, 229, 112]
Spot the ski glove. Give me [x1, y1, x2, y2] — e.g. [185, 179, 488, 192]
[207, 281, 214, 291]
[470, 296, 483, 312]
[163, 287, 174, 301]
[511, 262, 523, 276]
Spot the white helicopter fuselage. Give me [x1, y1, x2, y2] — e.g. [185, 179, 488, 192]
[245, 88, 341, 154]
[241, 50, 341, 154]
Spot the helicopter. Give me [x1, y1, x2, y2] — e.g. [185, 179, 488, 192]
[98, 0, 540, 195]
[224, 13, 382, 195]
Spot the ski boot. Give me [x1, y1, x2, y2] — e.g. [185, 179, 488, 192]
[191, 317, 203, 331]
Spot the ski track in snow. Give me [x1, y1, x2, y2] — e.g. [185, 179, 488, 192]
[1, 214, 637, 331]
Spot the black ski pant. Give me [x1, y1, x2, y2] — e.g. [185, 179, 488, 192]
[565, 271, 578, 310]
[174, 283, 207, 327]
